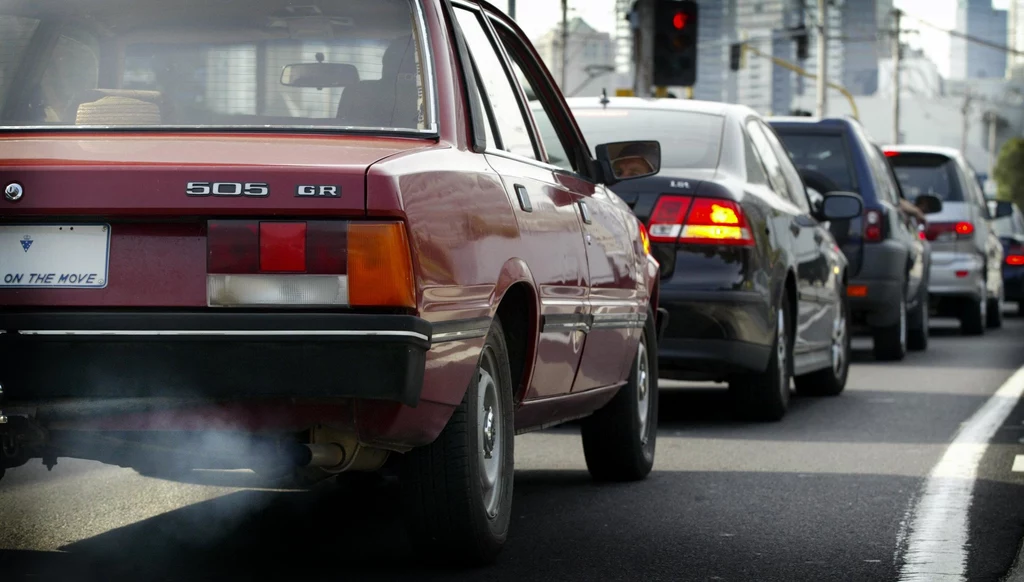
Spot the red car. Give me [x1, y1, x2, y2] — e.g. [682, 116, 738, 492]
[0, 0, 662, 565]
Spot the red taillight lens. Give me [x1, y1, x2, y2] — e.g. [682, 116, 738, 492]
[883, 150, 899, 158]
[208, 220, 259, 273]
[259, 222, 307, 272]
[679, 197, 755, 246]
[646, 195, 754, 246]
[306, 221, 349, 274]
[925, 221, 974, 242]
[638, 221, 651, 256]
[864, 209, 883, 242]
[1007, 255, 1024, 266]
[647, 195, 692, 242]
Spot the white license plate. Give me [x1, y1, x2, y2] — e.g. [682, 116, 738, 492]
[0, 224, 110, 288]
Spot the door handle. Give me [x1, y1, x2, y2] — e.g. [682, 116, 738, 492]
[578, 200, 593, 225]
[514, 184, 533, 212]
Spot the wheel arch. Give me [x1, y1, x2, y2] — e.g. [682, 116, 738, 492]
[490, 258, 541, 405]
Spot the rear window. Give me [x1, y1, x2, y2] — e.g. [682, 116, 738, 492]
[887, 153, 965, 202]
[570, 108, 724, 170]
[772, 131, 857, 192]
[0, 0, 433, 133]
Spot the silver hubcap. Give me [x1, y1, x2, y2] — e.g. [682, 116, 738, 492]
[777, 308, 788, 395]
[636, 341, 651, 445]
[831, 304, 847, 375]
[477, 354, 502, 518]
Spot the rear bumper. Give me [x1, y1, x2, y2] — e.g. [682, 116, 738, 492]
[657, 289, 772, 377]
[929, 254, 984, 300]
[0, 311, 430, 408]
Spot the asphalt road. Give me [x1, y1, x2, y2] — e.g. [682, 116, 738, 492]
[2, 316, 1024, 582]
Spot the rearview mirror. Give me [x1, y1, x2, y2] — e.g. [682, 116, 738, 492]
[915, 194, 943, 215]
[992, 200, 1015, 218]
[818, 191, 863, 221]
[280, 61, 359, 89]
[595, 140, 661, 185]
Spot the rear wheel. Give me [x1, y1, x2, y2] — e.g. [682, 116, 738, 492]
[399, 318, 514, 567]
[873, 287, 907, 361]
[581, 307, 658, 482]
[730, 290, 792, 422]
[960, 295, 986, 336]
[907, 286, 929, 352]
[795, 287, 849, 397]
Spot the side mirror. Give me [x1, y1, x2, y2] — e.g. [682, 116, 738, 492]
[281, 62, 359, 89]
[992, 200, 1014, 218]
[914, 194, 944, 215]
[817, 191, 863, 221]
[596, 140, 661, 185]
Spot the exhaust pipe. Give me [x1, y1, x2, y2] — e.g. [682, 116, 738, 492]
[298, 443, 346, 469]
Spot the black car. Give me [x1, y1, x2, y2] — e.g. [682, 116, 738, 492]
[991, 200, 1024, 315]
[769, 117, 942, 360]
[561, 97, 862, 421]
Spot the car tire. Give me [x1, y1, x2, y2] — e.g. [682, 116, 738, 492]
[729, 289, 792, 422]
[986, 294, 1004, 329]
[580, 306, 658, 482]
[873, 286, 907, 361]
[795, 286, 849, 397]
[960, 296, 986, 336]
[907, 286, 929, 352]
[399, 317, 514, 567]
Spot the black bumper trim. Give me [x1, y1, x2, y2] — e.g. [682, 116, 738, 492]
[0, 312, 433, 407]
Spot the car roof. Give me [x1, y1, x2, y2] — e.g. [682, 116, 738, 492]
[563, 96, 755, 121]
[766, 116, 857, 130]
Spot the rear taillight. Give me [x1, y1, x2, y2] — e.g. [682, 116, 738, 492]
[864, 209, 884, 242]
[647, 195, 754, 246]
[1007, 254, 1024, 266]
[206, 220, 415, 308]
[925, 221, 974, 242]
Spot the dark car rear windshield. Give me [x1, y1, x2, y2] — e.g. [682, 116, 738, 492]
[887, 153, 965, 202]
[570, 108, 724, 170]
[772, 131, 856, 192]
[0, 0, 431, 132]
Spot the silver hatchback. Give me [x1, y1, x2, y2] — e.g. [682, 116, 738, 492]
[883, 146, 1004, 334]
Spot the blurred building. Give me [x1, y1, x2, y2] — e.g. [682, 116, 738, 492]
[1010, 0, 1024, 74]
[840, 0, 894, 95]
[951, 0, 1008, 79]
[534, 17, 616, 98]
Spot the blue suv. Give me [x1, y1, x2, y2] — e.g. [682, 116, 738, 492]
[769, 117, 942, 360]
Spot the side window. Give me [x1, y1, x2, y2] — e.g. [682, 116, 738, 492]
[746, 120, 792, 201]
[865, 144, 899, 205]
[743, 130, 769, 186]
[453, 8, 536, 160]
[503, 55, 575, 171]
[759, 121, 811, 213]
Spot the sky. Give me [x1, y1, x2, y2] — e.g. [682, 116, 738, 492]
[494, 0, 1013, 80]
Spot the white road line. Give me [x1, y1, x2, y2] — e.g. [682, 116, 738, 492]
[1013, 455, 1024, 473]
[898, 365, 1024, 581]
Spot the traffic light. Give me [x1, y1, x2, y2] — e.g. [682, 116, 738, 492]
[729, 42, 743, 71]
[653, 0, 698, 87]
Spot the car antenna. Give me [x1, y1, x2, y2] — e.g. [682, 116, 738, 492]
[599, 89, 609, 109]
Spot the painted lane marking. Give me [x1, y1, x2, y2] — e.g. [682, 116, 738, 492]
[897, 365, 1024, 582]
[1013, 455, 1024, 473]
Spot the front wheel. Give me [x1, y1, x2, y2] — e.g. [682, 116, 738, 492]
[907, 286, 929, 352]
[399, 318, 514, 567]
[960, 295, 986, 336]
[580, 307, 658, 482]
[873, 287, 907, 361]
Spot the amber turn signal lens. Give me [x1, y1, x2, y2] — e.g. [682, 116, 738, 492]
[847, 285, 868, 297]
[348, 222, 416, 308]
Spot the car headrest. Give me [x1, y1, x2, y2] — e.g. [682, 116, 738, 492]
[382, 35, 416, 80]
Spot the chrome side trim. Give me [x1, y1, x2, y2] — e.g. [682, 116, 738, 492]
[12, 330, 430, 341]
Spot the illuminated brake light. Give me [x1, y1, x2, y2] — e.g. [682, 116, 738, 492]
[680, 198, 754, 246]
[206, 219, 415, 308]
[955, 221, 974, 236]
[647, 195, 692, 242]
[883, 150, 899, 158]
[925, 221, 974, 242]
[1007, 255, 1024, 266]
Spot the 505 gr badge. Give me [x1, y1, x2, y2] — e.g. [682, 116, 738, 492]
[186, 182, 269, 197]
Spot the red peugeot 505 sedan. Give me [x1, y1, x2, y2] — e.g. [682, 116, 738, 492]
[0, 0, 662, 565]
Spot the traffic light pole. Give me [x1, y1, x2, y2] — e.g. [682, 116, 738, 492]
[815, 0, 828, 117]
[636, 0, 655, 97]
[561, 0, 569, 91]
[891, 9, 902, 144]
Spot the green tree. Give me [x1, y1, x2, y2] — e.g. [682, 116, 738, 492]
[993, 137, 1024, 207]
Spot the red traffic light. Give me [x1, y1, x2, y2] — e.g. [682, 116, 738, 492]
[672, 11, 687, 29]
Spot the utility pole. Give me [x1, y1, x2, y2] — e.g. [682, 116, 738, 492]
[815, 0, 828, 117]
[637, 0, 655, 97]
[508, 0, 515, 20]
[561, 0, 569, 91]
[988, 112, 998, 178]
[961, 89, 972, 154]
[891, 9, 901, 144]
